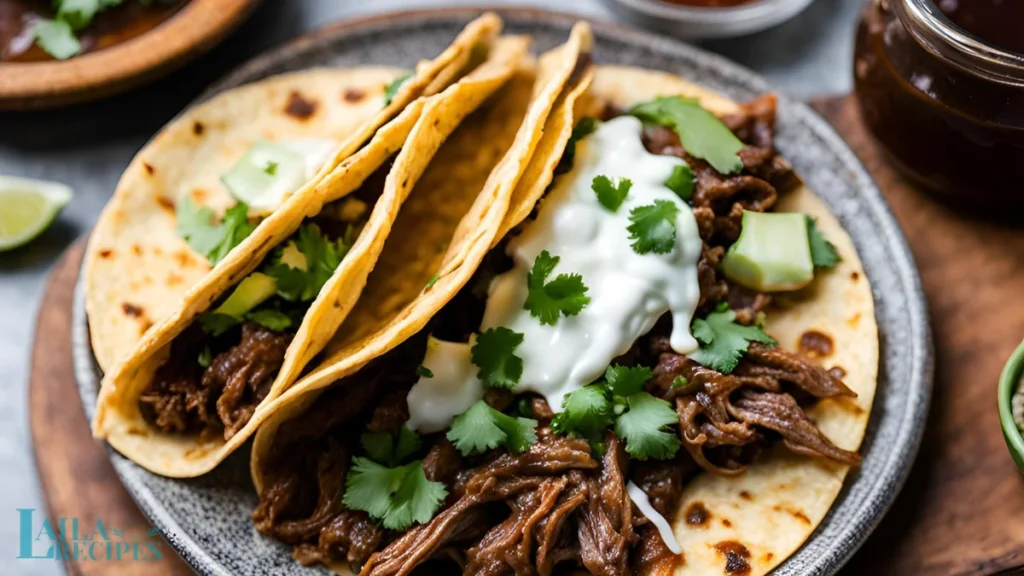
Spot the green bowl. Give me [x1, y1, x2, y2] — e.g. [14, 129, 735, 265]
[998, 338, 1024, 473]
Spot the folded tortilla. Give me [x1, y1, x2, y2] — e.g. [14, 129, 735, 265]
[250, 64, 876, 576]
[91, 17, 537, 478]
[85, 13, 502, 373]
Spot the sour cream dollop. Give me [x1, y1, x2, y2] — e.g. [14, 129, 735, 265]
[407, 115, 703, 431]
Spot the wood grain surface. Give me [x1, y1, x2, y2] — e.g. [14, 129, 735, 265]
[27, 95, 1024, 575]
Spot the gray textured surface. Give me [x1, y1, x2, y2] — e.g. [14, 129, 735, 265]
[1, 0, 866, 573]
[73, 8, 930, 576]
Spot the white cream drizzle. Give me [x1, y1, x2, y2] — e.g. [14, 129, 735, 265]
[627, 481, 682, 555]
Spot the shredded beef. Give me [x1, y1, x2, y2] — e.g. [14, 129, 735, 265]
[577, 435, 635, 576]
[139, 323, 292, 439]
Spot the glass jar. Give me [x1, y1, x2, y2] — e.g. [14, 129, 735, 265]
[854, 0, 1024, 215]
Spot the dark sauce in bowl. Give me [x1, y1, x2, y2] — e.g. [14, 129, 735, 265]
[854, 0, 1024, 216]
[0, 0, 187, 63]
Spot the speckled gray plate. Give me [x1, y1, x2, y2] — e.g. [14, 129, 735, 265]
[73, 8, 933, 576]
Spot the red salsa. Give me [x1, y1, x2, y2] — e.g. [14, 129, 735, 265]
[0, 0, 187, 63]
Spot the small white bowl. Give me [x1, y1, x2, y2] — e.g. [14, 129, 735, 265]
[600, 0, 817, 40]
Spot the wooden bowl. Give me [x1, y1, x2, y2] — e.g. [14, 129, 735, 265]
[0, 0, 260, 110]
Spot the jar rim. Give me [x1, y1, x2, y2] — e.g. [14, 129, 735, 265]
[895, 0, 1024, 86]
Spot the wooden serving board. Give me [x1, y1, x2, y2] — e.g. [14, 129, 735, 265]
[27, 95, 1024, 576]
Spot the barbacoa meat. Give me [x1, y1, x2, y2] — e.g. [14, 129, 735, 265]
[254, 95, 864, 575]
[139, 323, 292, 439]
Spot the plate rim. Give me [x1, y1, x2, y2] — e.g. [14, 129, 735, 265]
[72, 7, 934, 576]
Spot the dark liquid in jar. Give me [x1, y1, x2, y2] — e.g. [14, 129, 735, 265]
[0, 0, 186, 63]
[854, 0, 1024, 215]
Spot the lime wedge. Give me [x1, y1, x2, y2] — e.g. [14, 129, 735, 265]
[0, 175, 72, 252]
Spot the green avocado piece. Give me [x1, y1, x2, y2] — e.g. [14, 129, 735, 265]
[214, 272, 278, 319]
[721, 211, 814, 292]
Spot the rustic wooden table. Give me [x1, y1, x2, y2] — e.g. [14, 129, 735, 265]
[28, 95, 1024, 575]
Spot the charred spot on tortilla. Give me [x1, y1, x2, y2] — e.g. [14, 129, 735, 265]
[143, 162, 155, 175]
[774, 504, 811, 525]
[284, 91, 318, 120]
[686, 502, 711, 526]
[167, 273, 184, 286]
[714, 541, 752, 575]
[738, 490, 753, 501]
[850, 271, 860, 281]
[156, 196, 175, 213]
[173, 249, 199, 268]
[132, 245, 143, 256]
[121, 303, 144, 318]
[799, 330, 833, 358]
[343, 88, 366, 102]
[98, 249, 113, 259]
[193, 121, 205, 136]
[763, 553, 775, 563]
[722, 518, 733, 527]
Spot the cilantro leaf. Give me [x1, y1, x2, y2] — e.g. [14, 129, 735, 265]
[383, 464, 448, 531]
[361, 426, 422, 467]
[806, 216, 840, 268]
[197, 346, 212, 368]
[264, 224, 352, 302]
[592, 175, 632, 212]
[175, 197, 257, 266]
[604, 364, 653, 397]
[551, 385, 613, 439]
[615, 392, 681, 460]
[557, 118, 599, 174]
[343, 458, 446, 531]
[416, 365, 434, 378]
[665, 163, 695, 201]
[523, 251, 590, 326]
[447, 400, 538, 456]
[424, 274, 440, 290]
[57, 0, 102, 30]
[672, 376, 688, 389]
[471, 327, 524, 389]
[245, 309, 293, 332]
[31, 19, 80, 60]
[198, 312, 241, 337]
[630, 97, 745, 175]
[688, 307, 777, 373]
[263, 161, 278, 176]
[627, 200, 679, 255]
[384, 72, 414, 106]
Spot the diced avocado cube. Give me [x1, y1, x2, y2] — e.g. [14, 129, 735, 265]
[214, 272, 278, 319]
[721, 211, 814, 292]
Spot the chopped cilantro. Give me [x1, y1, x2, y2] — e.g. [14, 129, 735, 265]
[630, 97, 745, 175]
[627, 200, 679, 255]
[551, 385, 613, 440]
[604, 364, 653, 397]
[424, 274, 440, 290]
[361, 426, 421, 467]
[614, 393, 681, 460]
[556, 118, 599, 173]
[688, 304, 776, 374]
[471, 327, 524, 389]
[592, 175, 632, 212]
[447, 400, 538, 456]
[244, 308, 293, 332]
[343, 458, 446, 531]
[197, 346, 212, 368]
[523, 251, 590, 326]
[384, 72, 414, 106]
[671, 376, 688, 389]
[31, 19, 80, 60]
[806, 216, 840, 268]
[263, 161, 278, 176]
[664, 163, 695, 201]
[264, 224, 352, 302]
[57, 0, 107, 31]
[416, 365, 434, 378]
[343, 427, 445, 531]
[176, 197, 257, 265]
[198, 312, 240, 337]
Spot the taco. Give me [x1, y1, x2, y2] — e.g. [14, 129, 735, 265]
[247, 60, 876, 576]
[90, 17, 544, 478]
[85, 13, 502, 372]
